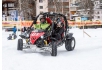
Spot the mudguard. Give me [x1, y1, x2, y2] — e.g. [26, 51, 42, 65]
[66, 33, 73, 39]
[30, 32, 45, 44]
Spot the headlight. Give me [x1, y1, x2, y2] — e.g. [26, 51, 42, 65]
[41, 36, 44, 39]
[26, 34, 29, 37]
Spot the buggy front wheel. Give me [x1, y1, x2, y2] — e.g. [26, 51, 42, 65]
[51, 42, 57, 56]
[17, 39, 23, 50]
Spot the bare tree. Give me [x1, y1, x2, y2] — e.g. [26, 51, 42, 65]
[15, 0, 36, 20]
[77, 0, 94, 20]
[48, 0, 63, 13]
[78, 0, 102, 20]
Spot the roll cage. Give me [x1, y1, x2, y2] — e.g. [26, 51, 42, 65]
[31, 12, 69, 36]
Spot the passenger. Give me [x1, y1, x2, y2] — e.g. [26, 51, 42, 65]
[52, 21, 64, 40]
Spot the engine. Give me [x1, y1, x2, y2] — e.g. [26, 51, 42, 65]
[35, 38, 46, 48]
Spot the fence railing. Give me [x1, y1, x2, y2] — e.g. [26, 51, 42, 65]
[2, 20, 102, 28]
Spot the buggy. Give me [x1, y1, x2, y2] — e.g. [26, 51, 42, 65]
[17, 12, 76, 56]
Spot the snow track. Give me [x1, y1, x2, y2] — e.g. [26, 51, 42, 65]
[2, 28, 102, 70]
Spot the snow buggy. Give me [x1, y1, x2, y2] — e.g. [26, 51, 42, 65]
[17, 12, 76, 56]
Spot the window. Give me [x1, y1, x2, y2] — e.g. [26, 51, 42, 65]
[50, 6, 55, 8]
[100, 6, 102, 9]
[40, 6, 43, 9]
[52, 0, 54, 2]
[4, 4, 7, 7]
[57, 0, 60, 2]
[64, 6, 69, 8]
[57, 0, 67, 2]
[95, 2, 96, 4]
[97, 12, 99, 14]
[96, 11, 99, 14]
[98, 16, 100, 18]
[88, 12, 89, 14]
[63, 0, 69, 2]
[39, 0, 43, 3]
[8, 3, 14, 7]
[92, 16, 94, 19]
[94, 1, 99, 5]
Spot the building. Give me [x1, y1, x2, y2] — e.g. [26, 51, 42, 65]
[36, 0, 70, 19]
[36, 0, 48, 15]
[2, 0, 17, 21]
[2, 0, 36, 21]
[69, 0, 80, 20]
[92, 0, 102, 21]
[2, 0, 17, 16]
[48, 0, 70, 19]
[70, 0, 102, 21]
[2, 0, 70, 20]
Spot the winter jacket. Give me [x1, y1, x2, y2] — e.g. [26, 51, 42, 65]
[13, 27, 17, 33]
[55, 27, 64, 35]
[34, 22, 50, 30]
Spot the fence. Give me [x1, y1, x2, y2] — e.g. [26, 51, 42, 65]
[2, 20, 102, 28]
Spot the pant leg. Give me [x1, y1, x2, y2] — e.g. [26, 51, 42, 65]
[55, 33, 61, 40]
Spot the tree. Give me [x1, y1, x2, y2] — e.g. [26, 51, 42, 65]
[48, 0, 63, 13]
[15, 0, 36, 20]
[78, 0, 102, 20]
[77, 0, 94, 20]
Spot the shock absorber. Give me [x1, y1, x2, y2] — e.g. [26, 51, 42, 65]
[44, 40, 47, 46]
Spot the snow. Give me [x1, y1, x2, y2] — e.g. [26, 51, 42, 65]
[2, 28, 102, 70]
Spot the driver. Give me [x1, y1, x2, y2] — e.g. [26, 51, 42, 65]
[19, 16, 50, 38]
[34, 16, 50, 31]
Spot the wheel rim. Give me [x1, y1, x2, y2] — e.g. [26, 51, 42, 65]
[71, 40, 75, 48]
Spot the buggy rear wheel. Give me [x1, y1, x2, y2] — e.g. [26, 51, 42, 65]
[65, 37, 75, 51]
[17, 39, 23, 50]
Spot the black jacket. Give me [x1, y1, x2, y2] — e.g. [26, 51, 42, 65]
[55, 27, 64, 35]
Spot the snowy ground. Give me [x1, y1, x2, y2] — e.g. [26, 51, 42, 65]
[2, 28, 102, 70]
